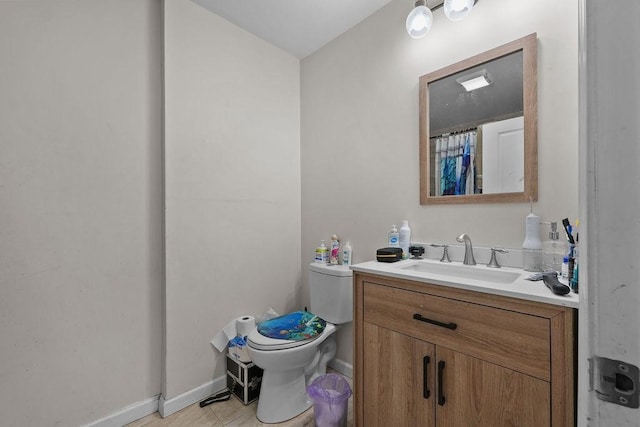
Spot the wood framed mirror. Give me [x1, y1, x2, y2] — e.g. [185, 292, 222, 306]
[419, 33, 537, 204]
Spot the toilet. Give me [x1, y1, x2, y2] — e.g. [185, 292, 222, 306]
[246, 262, 353, 424]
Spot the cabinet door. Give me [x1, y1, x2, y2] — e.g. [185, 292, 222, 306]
[363, 322, 435, 427]
[436, 347, 550, 427]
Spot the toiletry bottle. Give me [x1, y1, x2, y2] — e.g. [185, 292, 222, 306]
[342, 241, 352, 266]
[399, 220, 411, 260]
[522, 209, 542, 271]
[315, 240, 328, 264]
[388, 225, 399, 248]
[561, 256, 569, 279]
[567, 250, 575, 281]
[330, 234, 340, 265]
[542, 222, 565, 273]
[571, 232, 579, 293]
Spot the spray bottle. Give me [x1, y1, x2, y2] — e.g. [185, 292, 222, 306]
[330, 234, 340, 265]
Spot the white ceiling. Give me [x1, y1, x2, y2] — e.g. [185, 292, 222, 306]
[191, 0, 394, 58]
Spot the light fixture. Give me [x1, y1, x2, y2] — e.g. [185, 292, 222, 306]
[406, 0, 479, 38]
[443, 0, 476, 21]
[406, 0, 433, 39]
[456, 69, 492, 92]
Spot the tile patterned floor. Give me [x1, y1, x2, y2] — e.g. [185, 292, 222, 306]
[126, 371, 353, 427]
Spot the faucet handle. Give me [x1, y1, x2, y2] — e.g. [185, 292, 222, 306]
[430, 243, 452, 263]
[487, 247, 509, 268]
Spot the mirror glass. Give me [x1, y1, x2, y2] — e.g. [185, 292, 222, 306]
[419, 34, 537, 204]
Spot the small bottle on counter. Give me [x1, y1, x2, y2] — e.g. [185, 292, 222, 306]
[315, 240, 328, 264]
[542, 222, 565, 274]
[342, 241, 352, 266]
[561, 256, 569, 279]
[399, 220, 411, 260]
[330, 234, 340, 265]
[388, 225, 399, 248]
[571, 234, 579, 293]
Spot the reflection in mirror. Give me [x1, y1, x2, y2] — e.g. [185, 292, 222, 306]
[419, 34, 537, 204]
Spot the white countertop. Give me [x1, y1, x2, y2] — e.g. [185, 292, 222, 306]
[350, 258, 579, 309]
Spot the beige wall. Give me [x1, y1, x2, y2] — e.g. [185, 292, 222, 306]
[0, 0, 301, 422]
[0, 1, 162, 425]
[301, 0, 578, 364]
[163, 0, 301, 399]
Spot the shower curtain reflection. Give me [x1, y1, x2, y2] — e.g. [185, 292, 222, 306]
[433, 130, 478, 196]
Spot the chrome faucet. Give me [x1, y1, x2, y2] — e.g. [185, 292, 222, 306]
[456, 233, 476, 265]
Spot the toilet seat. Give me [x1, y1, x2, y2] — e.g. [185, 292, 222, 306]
[247, 323, 335, 351]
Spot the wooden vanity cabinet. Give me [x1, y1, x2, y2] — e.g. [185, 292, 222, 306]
[354, 272, 576, 427]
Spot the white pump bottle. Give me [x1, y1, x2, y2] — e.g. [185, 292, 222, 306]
[399, 220, 411, 260]
[522, 210, 542, 271]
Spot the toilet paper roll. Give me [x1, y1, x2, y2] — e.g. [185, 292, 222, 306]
[236, 315, 256, 337]
[210, 315, 255, 353]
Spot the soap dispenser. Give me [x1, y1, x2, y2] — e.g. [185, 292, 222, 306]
[315, 240, 328, 264]
[522, 205, 542, 272]
[388, 225, 399, 248]
[542, 222, 565, 274]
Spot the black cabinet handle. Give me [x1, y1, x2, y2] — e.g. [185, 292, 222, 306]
[437, 360, 446, 406]
[423, 355, 431, 399]
[413, 313, 458, 330]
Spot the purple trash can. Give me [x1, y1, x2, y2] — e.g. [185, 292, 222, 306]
[306, 373, 352, 427]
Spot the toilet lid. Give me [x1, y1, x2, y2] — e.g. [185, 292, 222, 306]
[257, 311, 326, 341]
[247, 322, 336, 351]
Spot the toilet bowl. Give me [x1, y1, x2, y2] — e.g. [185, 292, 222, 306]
[246, 262, 353, 424]
[246, 323, 337, 423]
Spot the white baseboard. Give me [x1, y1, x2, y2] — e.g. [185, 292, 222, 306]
[83, 396, 159, 427]
[158, 375, 227, 418]
[85, 360, 350, 426]
[328, 358, 353, 378]
[156, 359, 351, 419]
[84, 375, 227, 426]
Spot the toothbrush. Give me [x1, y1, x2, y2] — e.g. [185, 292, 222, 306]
[562, 218, 575, 245]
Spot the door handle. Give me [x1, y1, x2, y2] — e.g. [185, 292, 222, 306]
[437, 360, 446, 406]
[423, 355, 431, 399]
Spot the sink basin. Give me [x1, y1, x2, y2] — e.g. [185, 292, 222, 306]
[399, 261, 521, 284]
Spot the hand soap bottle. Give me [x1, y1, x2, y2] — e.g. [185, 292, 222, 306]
[388, 225, 399, 248]
[315, 240, 328, 264]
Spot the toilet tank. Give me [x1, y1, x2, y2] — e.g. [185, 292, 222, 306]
[308, 262, 353, 324]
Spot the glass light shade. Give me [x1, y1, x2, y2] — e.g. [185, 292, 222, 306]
[406, 4, 433, 39]
[444, 0, 475, 21]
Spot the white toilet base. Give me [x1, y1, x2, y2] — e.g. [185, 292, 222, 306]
[256, 367, 312, 423]
[249, 329, 337, 424]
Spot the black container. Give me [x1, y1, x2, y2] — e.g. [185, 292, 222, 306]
[226, 354, 263, 404]
[376, 247, 403, 263]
